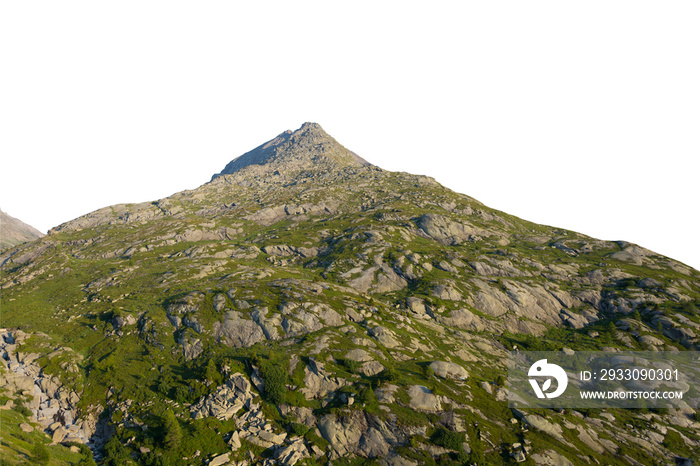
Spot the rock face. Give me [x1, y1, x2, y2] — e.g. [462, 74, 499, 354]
[0, 209, 43, 249]
[1, 122, 699, 465]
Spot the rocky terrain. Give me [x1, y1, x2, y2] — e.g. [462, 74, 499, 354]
[0, 122, 698, 465]
[0, 209, 44, 250]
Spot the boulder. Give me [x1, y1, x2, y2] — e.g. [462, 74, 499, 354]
[429, 361, 469, 380]
[19, 423, 33, 433]
[360, 361, 385, 377]
[228, 430, 241, 450]
[213, 311, 266, 348]
[345, 349, 373, 362]
[300, 359, 347, 400]
[368, 327, 399, 348]
[530, 449, 574, 466]
[407, 385, 441, 411]
[209, 453, 230, 466]
[431, 284, 462, 301]
[417, 214, 485, 245]
[522, 415, 564, 441]
[405, 298, 431, 319]
[318, 411, 398, 458]
[272, 437, 309, 466]
[190, 373, 253, 420]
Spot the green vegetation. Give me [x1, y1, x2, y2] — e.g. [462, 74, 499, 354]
[430, 427, 464, 451]
[258, 362, 287, 405]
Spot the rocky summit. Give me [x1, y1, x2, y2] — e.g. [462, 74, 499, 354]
[0, 123, 698, 465]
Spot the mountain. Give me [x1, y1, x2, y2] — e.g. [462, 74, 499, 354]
[0, 209, 44, 250]
[1, 123, 698, 465]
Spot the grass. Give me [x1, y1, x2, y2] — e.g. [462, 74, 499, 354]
[0, 409, 84, 465]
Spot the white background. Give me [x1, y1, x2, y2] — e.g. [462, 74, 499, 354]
[1, 2, 698, 269]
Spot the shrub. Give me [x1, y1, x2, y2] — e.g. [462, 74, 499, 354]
[342, 358, 361, 373]
[173, 385, 189, 403]
[142, 451, 172, 466]
[288, 422, 309, 437]
[259, 363, 287, 405]
[430, 427, 464, 451]
[102, 436, 129, 466]
[381, 367, 400, 383]
[32, 441, 50, 465]
[12, 403, 32, 417]
[205, 358, 223, 385]
[360, 385, 377, 406]
[162, 409, 182, 450]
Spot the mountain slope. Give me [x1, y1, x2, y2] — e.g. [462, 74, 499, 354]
[1, 123, 698, 465]
[0, 209, 44, 250]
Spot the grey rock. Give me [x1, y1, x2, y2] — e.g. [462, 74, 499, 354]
[345, 349, 373, 362]
[405, 297, 431, 319]
[212, 293, 226, 311]
[19, 422, 33, 433]
[417, 213, 487, 245]
[368, 327, 400, 348]
[530, 449, 574, 466]
[270, 437, 309, 466]
[300, 359, 347, 400]
[407, 385, 441, 411]
[522, 415, 564, 440]
[180, 338, 203, 361]
[431, 283, 462, 301]
[360, 361, 385, 377]
[210, 453, 230, 466]
[318, 411, 398, 458]
[375, 384, 399, 404]
[190, 374, 252, 420]
[213, 311, 266, 348]
[429, 361, 469, 380]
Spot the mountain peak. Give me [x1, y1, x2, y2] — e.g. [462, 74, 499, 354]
[212, 122, 370, 180]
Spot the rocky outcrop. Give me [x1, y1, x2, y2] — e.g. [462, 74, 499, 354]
[190, 373, 254, 420]
[300, 358, 347, 400]
[0, 330, 90, 444]
[417, 214, 486, 245]
[318, 410, 403, 458]
[213, 311, 266, 348]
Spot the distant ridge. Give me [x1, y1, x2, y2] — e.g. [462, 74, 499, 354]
[212, 122, 370, 180]
[0, 209, 43, 249]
